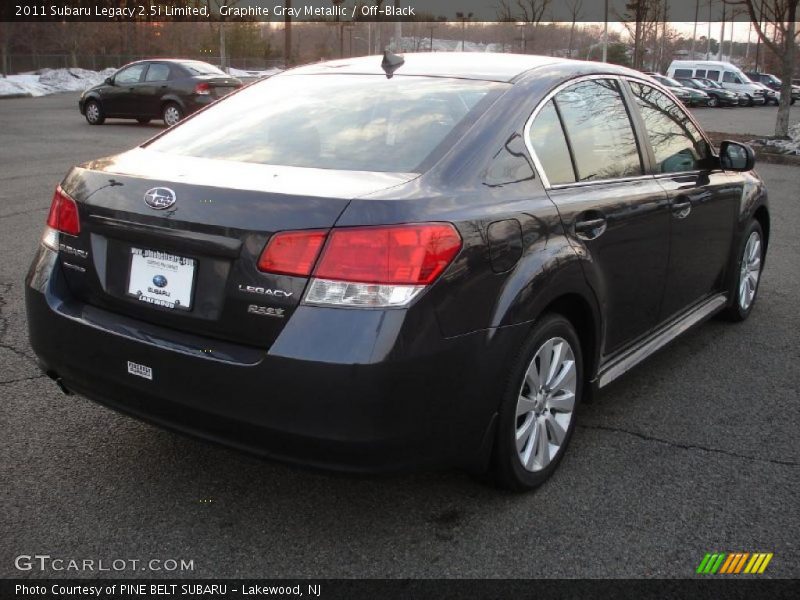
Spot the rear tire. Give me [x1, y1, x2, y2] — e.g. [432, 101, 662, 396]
[491, 314, 583, 492]
[722, 220, 764, 322]
[162, 102, 183, 127]
[84, 100, 104, 125]
[707, 95, 719, 108]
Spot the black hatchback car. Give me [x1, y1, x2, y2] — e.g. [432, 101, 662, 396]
[79, 59, 242, 127]
[29, 53, 769, 490]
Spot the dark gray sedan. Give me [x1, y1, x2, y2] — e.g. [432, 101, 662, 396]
[79, 59, 241, 127]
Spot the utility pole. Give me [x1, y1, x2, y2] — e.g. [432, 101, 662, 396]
[718, 3, 725, 61]
[690, 0, 699, 59]
[602, 0, 608, 62]
[284, 0, 292, 67]
[427, 25, 437, 52]
[706, 0, 712, 59]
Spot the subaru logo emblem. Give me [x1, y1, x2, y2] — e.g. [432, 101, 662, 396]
[152, 275, 168, 288]
[143, 187, 177, 210]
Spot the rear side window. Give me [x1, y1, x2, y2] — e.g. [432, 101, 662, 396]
[629, 82, 709, 174]
[147, 75, 506, 173]
[553, 79, 642, 182]
[528, 100, 575, 185]
[674, 69, 693, 78]
[695, 69, 706, 78]
[707, 70, 720, 81]
[145, 64, 171, 82]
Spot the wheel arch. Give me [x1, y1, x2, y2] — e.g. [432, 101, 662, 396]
[753, 204, 770, 253]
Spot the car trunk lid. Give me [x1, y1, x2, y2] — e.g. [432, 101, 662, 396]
[57, 148, 416, 348]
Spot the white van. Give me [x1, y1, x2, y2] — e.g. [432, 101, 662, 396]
[667, 60, 766, 105]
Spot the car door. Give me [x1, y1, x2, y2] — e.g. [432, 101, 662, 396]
[140, 63, 173, 116]
[104, 63, 148, 116]
[527, 77, 671, 355]
[626, 79, 739, 321]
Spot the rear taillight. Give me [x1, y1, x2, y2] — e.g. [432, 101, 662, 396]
[46, 186, 80, 236]
[194, 82, 211, 95]
[257, 230, 327, 276]
[257, 223, 461, 308]
[315, 224, 462, 285]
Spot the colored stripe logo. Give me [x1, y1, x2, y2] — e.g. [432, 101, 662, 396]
[696, 552, 773, 574]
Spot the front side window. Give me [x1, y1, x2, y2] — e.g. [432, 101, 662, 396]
[553, 79, 642, 182]
[629, 82, 709, 174]
[115, 64, 146, 85]
[147, 75, 506, 173]
[528, 100, 575, 185]
[145, 64, 171, 82]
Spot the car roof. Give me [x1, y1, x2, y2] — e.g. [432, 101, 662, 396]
[283, 52, 632, 83]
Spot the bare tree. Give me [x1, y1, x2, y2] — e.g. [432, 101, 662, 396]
[728, 0, 798, 136]
[566, 0, 583, 58]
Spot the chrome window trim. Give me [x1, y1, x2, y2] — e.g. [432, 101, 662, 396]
[524, 73, 718, 190]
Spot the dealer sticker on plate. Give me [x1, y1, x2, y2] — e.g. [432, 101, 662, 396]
[127, 248, 196, 310]
[127, 361, 153, 380]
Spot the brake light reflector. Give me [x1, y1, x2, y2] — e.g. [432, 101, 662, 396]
[46, 186, 80, 236]
[314, 223, 462, 285]
[258, 230, 327, 276]
[194, 82, 211, 95]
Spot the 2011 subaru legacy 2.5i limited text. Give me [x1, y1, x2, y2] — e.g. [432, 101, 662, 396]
[26, 53, 769, 490]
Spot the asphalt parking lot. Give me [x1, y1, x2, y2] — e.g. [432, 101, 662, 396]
[1, 93, 798, 579]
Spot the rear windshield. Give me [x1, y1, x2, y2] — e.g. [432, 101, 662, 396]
[179, 61, 227, 76]
[146, 74, 506, 173]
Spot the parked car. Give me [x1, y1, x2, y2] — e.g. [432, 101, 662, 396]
[667, 60, 767, 106]
[29, 53, 769, 491]
[676, 77, 739, 107]
[645, 73, 710, 106]
[745, 71, 799, 105]
[79, 59, 242, 127]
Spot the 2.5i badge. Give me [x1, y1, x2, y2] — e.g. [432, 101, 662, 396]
[127, 361, 153, 380]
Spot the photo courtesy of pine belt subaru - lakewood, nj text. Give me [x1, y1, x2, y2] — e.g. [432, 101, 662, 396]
[26, 53, 769, 491]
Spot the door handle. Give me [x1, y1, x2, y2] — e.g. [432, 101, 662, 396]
[671, 198, 692, 219]
[574, 214, 607, 240]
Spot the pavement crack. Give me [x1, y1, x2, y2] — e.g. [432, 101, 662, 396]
[578, 423, 800, 468]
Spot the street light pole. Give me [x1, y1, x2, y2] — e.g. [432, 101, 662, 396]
[456, 12, 472, 51]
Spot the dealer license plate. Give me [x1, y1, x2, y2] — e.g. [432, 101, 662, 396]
[127, 248, 196, 310]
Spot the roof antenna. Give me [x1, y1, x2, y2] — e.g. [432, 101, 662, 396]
[381, 50, 405, 79]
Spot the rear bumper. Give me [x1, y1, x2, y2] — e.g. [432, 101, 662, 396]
[26, 246, 522, 473]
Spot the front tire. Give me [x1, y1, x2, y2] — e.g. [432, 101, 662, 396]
[491, 314, 583, 491]
[162, 102, 183, 127]
[723, 220, 764, 322]
[84, 100, 104, 125]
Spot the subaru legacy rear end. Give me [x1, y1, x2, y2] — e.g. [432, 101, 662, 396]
[25, 62, 519, 472]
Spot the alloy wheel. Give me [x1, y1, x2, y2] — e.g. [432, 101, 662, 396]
[738, 231, 762, 311]
[163, 105, 181, 127]
[86, 102, 100, 124]
[514, 337, 577, 472]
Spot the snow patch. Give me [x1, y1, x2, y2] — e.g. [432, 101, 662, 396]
[751, 122, 800, 155]
[0, 67, 117, 97]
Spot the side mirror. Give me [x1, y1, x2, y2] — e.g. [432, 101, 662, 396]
[104, 77, 114, 86]
[719, 141, 755, 171]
